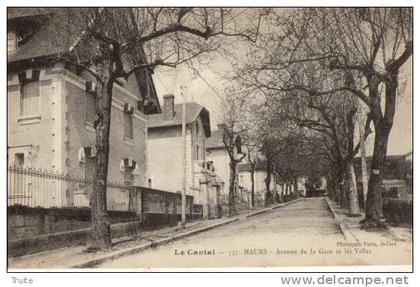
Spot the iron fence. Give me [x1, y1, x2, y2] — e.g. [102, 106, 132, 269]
[7, 165, 131, 209]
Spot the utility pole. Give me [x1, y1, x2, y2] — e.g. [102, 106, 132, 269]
[358, 112, 368, 208]
[180, 86, 187, 228]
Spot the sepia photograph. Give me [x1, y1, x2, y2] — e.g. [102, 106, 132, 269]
[5, 6, 413, 272]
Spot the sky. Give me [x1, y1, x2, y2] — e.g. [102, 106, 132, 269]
[153, 65, 226, 126]
[152, 31, 413, 158]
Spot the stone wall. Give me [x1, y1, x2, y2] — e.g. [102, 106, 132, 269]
[7, 206, 137, 241]
[8, 187, 204, 257]
[8, 221, 141, 257]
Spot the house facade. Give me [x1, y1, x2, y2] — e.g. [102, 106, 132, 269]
[7, 9, 160, 209]
[205, 124, 244, 203]
[147, 95, 221, 217]
[237, 158, 277, 202]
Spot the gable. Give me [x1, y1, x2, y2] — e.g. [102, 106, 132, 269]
[147, 102, 211, 137]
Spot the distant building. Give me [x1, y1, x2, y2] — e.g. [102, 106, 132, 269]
[296, 176, 307, 196]
[354, 152, 413, 198]
[7, 9, 160, 208]
[206, 124, 243, 202]
[402, 152, 413, 195]
[237, 158, 277, 201]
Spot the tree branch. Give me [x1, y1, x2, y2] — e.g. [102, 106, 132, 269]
[386, 40, 412, 73]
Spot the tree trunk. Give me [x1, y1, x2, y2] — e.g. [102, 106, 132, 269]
[358, 113, 369, 209]
[250, 163, 255, 208]
[345, 159, 360, 216]
[228, 162, 236, 217]
[341, 180, 348, 209]
[364, 73, 396, 228]
[365, 125, 389, 227]
[333, 171, 340, 203]
[329, 177, 334, 200]
[338, 162, 348, 208]
[329, 174, 338, 201]
[265, 160, 271, 192]
[90, 62, 113, 250]
[280, 183, 285, 202]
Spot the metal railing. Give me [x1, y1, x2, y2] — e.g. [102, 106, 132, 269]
[7, 165, 131, 209]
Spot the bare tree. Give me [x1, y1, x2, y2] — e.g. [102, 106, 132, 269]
[242, 52, 365, 215]
[233, 8, 411, 227]
[287, 8, 412, 227]
[273, 131, 331, 199]
[220, 94, 250, 216]
[242, 133, 260, 209]
[45, 8, 265, 249]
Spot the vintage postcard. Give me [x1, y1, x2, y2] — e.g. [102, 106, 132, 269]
[6, 6, 412, 271]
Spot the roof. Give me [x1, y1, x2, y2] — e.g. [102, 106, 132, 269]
[147, 102, 211, 137]
[237, 159, 267, 172]
[8, 8, 161, 115]
[8, 8, 78, 63]
[206, 129, 225, 149]
[206, 129, 242, 150]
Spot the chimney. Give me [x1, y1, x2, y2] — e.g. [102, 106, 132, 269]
[163, 94, 175, 120]
[217, 123, 226, 130]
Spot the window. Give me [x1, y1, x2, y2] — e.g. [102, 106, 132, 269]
[8, 147, 32, 167]
[196, 143, 200, 160]
[20, 80, 40, 116]
[123, 112, 133, 140]
[85, 93, 95, 125]
[14, 153, 24, 167]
